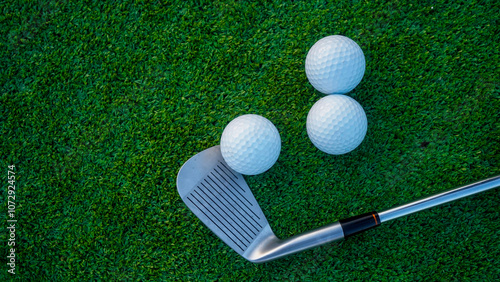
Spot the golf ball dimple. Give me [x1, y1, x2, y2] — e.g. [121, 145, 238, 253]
[307, 95, 367, 155]
[305, 35, 365, 94]
[220, 114, 281, 175]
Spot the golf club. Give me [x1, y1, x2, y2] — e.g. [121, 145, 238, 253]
[177, 146, 500, 263]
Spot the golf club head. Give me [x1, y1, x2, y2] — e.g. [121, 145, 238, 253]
[177, 146, 277, 261]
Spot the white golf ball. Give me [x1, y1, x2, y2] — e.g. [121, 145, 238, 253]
[220, 114, 281, 175]
[307, 95, 367, 155]
[305, 35, 365, 94]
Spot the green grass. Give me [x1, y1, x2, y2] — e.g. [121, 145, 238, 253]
[1, 0, 499, 280]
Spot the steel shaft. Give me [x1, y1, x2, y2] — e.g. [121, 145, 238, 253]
[379, 175, 500, 223]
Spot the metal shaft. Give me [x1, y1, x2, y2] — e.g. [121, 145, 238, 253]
[378, 175, 500, 223]
[249, 175, 500, 263]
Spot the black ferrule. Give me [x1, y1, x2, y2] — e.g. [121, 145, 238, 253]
[339, 211, 381, 238]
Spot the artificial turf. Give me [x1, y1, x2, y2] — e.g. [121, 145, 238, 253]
[1, 0, 499, 280]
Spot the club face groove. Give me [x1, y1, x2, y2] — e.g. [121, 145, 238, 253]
[177, 146, 270, 256]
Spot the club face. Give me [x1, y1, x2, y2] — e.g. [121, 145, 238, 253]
[177, 146, 272, 258]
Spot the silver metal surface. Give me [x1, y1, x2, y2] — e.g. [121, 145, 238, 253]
[177, 146, 270, 256]
[177, 146, 345, 263]
[178, 146, 500, 263]
[244, 222, 344, 263]
[379, 175, 500, 223]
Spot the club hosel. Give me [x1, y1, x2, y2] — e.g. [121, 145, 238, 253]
[245, 222, 346, 263]
[246, 213, 382, 263]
